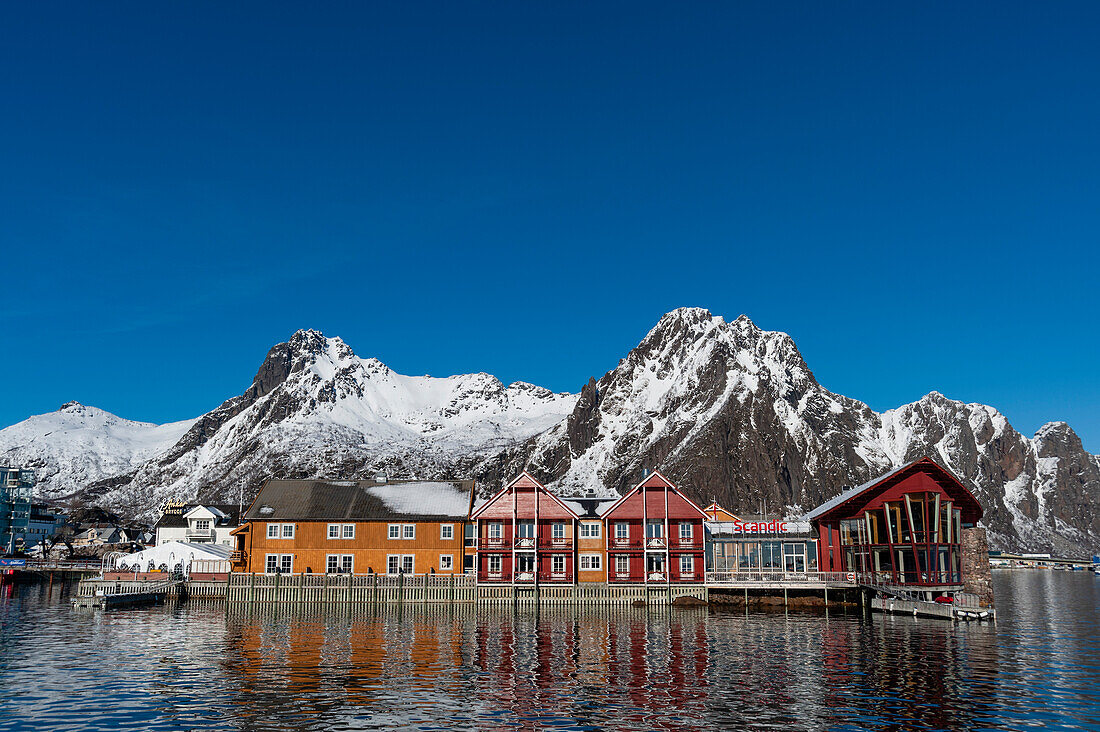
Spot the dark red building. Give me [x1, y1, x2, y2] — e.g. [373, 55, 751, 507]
[807, 457, 983, 588]
[602, 471, 708, 584]
[471, 471, 579, 584]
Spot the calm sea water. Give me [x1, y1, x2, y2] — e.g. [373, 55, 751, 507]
[0, 571, 1098, 731]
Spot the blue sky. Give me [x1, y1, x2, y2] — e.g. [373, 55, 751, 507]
[1, 2, 1098, 451]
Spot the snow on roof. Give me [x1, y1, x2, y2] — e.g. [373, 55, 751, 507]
[804, 462, 911, 521]
[363, 482, 472, 518]
[115, 541, 231, 572]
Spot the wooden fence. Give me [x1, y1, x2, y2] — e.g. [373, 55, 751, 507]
[227, 572, 477, 605]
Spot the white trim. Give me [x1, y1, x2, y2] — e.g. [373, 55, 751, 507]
[440, 523, 454, 540]
[439, 554, 454, 571]
[388, 524, 401, 540]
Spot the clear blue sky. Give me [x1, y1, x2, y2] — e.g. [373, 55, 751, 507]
[2, 2, 1098, 451]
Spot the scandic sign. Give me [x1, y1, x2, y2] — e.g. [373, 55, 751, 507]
[730, 521, 792, 534]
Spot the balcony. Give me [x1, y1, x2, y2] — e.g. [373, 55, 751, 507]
[609, 537, 642, 549]
[477, 571, 507, 582]
[186, 527, 214, 539]
[229, 550, 245, 562]
[538, 572, 571, 583]
[539, 537, 573, 549]
[675, 538, 701, 548]
[514, 571, 536, 583]
[478, 538, 509, 550]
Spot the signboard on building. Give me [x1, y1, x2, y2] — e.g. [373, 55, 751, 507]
[0, 558, 27, 567]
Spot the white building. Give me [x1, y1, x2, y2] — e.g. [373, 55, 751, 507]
[154, 503, 240, 546]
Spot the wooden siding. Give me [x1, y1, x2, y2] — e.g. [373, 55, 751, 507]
[237, 520, 466, 575]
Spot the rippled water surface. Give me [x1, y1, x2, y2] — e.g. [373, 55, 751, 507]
[1, 571, 1098, 731]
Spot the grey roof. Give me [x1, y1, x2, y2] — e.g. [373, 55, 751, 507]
[244, 479, 476, 522]
[804, 463, 911, 522]
[155, 504, 241, 529]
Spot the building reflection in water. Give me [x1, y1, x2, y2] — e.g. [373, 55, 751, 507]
[219, 604, 1001, 731]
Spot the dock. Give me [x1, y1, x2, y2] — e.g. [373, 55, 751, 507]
[71, 579, 180, 609]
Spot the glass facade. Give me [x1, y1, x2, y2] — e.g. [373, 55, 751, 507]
[835, 492, 963, 585]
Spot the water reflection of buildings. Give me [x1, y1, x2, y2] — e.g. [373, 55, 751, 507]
[220, 606, 1000, 730]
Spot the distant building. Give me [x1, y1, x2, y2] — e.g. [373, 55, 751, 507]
[71, 525, 136, 548]
[154, 503, 240, 546]
[23, 503, 68, 551]
[0, 466, 35, 554]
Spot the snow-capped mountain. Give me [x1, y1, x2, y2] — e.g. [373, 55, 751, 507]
[33, 329, 576, 516]
[0, 402, 195, 499]
[506, 308, 1099, 554]
[2, 313, 1096, 553]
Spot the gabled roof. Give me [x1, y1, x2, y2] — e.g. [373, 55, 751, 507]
[244, 479, 475, 522]
[470, 471, 580, 520]
[600, 470, 711, 520]
[805, 457, 983, 524]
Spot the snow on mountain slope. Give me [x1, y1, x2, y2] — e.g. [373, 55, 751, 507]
[73, 330, 576, 516]
[3, 314, 1096, 553]
[0, 402, 195, 499]
[506, 308, 1099, 553]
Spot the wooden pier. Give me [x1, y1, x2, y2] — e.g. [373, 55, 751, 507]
[71, 579, 179, 609]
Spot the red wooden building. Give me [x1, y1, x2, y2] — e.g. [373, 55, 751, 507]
[470, 472, 580, 585]
[602, 471, 708, 584]
[807, 457, 983, 588]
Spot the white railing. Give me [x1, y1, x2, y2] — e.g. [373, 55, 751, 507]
[515, 538, 535, 548]
[705, 571, 855, 586]
[647, 571, 667, 581]
[646, 538, 667, 549]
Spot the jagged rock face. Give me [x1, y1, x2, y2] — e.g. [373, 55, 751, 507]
[511, 309, 1099, 554]
[2, 313, 1097, 554]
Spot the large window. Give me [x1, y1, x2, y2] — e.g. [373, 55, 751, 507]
[326, 554, 353, 574]
[268, 523, 294, 539]
[551, 555, 566, 574]
[580, 522, 600, 538]
[579, 554, 602, 570]
[488, 522, 503, 539]
[517, 521, 535, 538]
[387, 555, 415, 575]
[615, 555, 630, 575]
[646, 520, 664, 538]
[488, 555, 502, 574]
[329, 524, 355, 539]
[516, 554, 535, 573]
[679, 521, 693, 540]
[679, 555, 694, 576]
[615, 523, 629, 540]
[265, 554, 293, 574]
[551, 522, 565, 539]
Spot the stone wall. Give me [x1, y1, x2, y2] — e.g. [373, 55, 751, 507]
[961, 526, 995, 607]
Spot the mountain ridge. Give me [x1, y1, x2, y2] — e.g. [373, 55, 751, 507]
[1, 311, 1096, 553]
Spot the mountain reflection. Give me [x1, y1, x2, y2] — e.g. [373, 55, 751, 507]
[216, 604, 1001, 731]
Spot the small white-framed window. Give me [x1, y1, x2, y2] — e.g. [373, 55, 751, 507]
[401, 555, 414, 574]
[579, 554, 602, 570]
[326, 554, 353, 574]
[439, 554, 453, 571]
[645, 520, 663, 538]
[266, 553, 293, 574]
[440, 524, 454, 540]
[488, 555, 502, 574]
[267, 523, 280, 539]
[388, 524, 401, 539]
[615, 522, 629, 539]
[488, 522, 503, 539]
[552, 522, 565, 539]
[679, 521, 693, 539]
[615, 555, 630, 574]
[679, 555, 694, 576]
[551, 555, 566, 574]
[194, 519, 211, 531]
[387, 555, 400, 575]
[342, 524, 355, 539]
[281, 524, 295, 539]
[328, 524, 341, 539]
[402, 524, 416, 540]
[580, 522, 600, 538]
